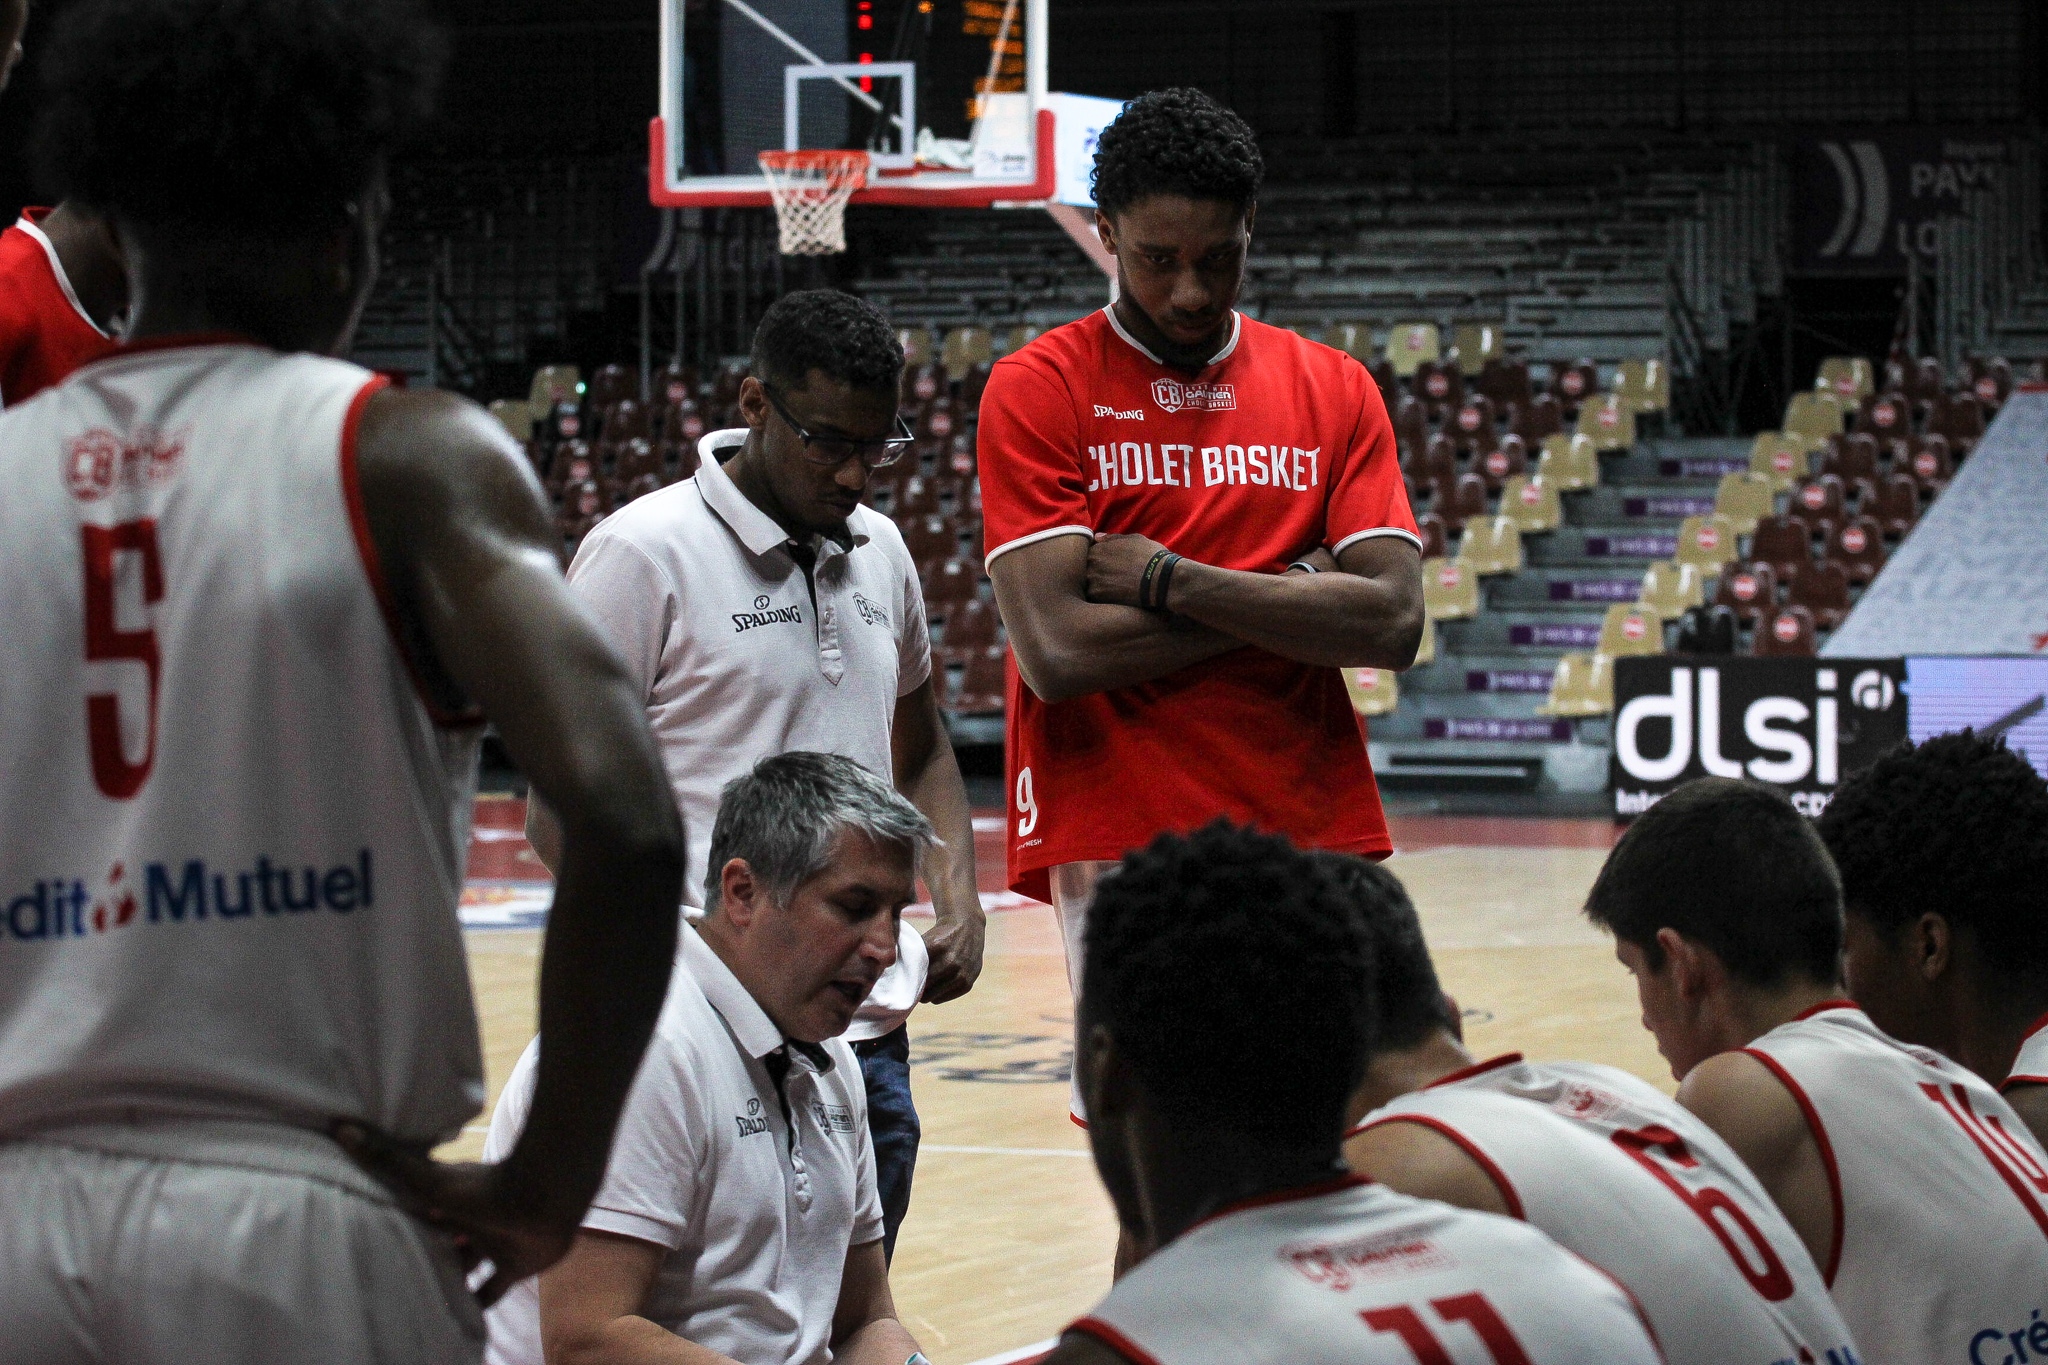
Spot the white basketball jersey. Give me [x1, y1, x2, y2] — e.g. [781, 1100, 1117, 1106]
[1361, 1055, 1856, 1365]
[0, 341, 486, 1144]
[1746, 1003, 2048, 1365]
[1074, 1176, 1663, 1365]
[2006, 1012, 2048, 1090]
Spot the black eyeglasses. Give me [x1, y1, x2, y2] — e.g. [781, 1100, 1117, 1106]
[761, 384, 915, 468]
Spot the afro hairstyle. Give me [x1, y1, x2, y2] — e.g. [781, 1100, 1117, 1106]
[1090, 87, 1263, 220]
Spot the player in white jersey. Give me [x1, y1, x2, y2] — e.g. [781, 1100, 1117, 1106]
[1039, 822, 1664, 1365]
[1586, 777, 2048, 1365]
[1323, 855, 1857, 1365]
[1812, 731, 2048, 1149]
[0, 2, 685, 1361]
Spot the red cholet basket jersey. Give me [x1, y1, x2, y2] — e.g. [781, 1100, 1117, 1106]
[979, 307, 1421, 900]
[0, 209, 119, 409]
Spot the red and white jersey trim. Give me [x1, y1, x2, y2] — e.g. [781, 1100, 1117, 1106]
[1102, 305, 1242, 368]
[984, 521, 1095, 570]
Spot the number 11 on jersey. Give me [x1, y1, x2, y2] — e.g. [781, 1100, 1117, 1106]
[1363, 1293, 1536, 1364]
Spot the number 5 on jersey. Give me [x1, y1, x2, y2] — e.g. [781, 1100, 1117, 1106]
[82, 519, 164, 800]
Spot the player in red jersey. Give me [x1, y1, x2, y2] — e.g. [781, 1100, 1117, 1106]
[979, 89, 1423, 1124]
[1815, 731, 2048, 1147]
[0, 0, 126, 407]
[0, 203, 126, 406]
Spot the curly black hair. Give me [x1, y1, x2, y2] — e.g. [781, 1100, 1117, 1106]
[1817, 730, 2048, 981]
[1586, 777, 1844, 989]
[34, 0, 442, 234]
[750, 289, 904, 397]
[1090, 87, 1263, 220]
[1311, 853, 1458, 1052]
[1081, 820, 1375, 1147]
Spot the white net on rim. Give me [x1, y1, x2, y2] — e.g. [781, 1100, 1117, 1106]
[758, 150, 871, 256]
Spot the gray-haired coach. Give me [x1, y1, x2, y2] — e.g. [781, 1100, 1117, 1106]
[485, 754, 934, 1365]
[527, 291, 984, 1259]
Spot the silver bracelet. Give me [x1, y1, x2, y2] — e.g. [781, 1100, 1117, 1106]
[1287, 560, 1320, 573]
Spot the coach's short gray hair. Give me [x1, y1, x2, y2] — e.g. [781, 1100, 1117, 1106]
[703, 752, 937, 913]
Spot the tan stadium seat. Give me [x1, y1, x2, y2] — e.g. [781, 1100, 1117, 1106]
[1575, 394, 1636, 450]
[1412, 612, 1438, 667]
[528, 364, 581, 410]
[488, 399, 534, 442]
[1748, 431, 1820, 491]
[1537, 433, 1601, 492]
[1343, 665, 1400, 717]
[999, 324, 1042, 357]
[1421, 556, 1480, 620]
[1457, 516, 1524, 576]
[1326, 322, 1374, 363]
[1540, 652, 1615, 717]
[1452, 322, 1505, 367]
[897, 328, 936, 370]
[1614, 359, 1670, 414]
[1783, 390, 1848, 440]
[1386, 321, 1441, 378]
[1499, 475, 1561, 533]
[1713, 471, 1776, 536]
[939, 327, 994, 383]
[1638, 560, 1705, 621]
[1816, 357, 1875, 403]
[1675, 513, 1739, 572]
[1598, 603, 1663, 657]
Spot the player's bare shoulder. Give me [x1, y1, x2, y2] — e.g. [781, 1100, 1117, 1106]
[1345, 1119, 1516, 1217]
[353, 386, 554, 545]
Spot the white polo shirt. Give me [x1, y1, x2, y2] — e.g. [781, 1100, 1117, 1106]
[565, 431, 932, 1038]
[482, 925, 885, 1365]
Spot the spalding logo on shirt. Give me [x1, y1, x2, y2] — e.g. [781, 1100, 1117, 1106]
[735, 1096, 771, 1138]
[732, 600, 804, 633]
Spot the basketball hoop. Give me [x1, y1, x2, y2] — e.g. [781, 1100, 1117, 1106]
[758, 150, 871, 256]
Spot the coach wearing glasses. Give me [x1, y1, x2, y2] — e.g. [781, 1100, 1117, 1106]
[527, 290, 984, 1261]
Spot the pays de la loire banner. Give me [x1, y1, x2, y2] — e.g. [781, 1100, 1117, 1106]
[1610, 658, 1908, 818]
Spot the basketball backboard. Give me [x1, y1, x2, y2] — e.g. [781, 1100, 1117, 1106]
[651, 0, 1058, 209]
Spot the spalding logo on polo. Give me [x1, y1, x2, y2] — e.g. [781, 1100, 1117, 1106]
[4, 850, 376, 943]
[732, 601, 803, 633]
[65, 427, 186, 502]
[735, 1096, 771, 1138]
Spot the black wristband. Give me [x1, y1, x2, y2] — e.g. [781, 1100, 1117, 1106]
[1154, 552, 1182, 614]
[1138, 548, 1172, 611]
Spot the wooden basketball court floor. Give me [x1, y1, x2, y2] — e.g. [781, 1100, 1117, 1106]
[450, 799, 1648, 1363]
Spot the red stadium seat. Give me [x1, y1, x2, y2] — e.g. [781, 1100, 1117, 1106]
[1392, 393, 1431, 461]
[1750, 515, 1813, 582]
[900, 514, 956, 567]
[548, 439, 596, 495]
[1549, 359, 1598, 413]
[942, 595, 1001, 651]
[710, 360, 748, 407]
[1714, 561, 1778, 626]
[951, 645, 1007, 715]
[1968, 356, 2012, 411]
[1508, 394, 1563, 446]
[621, 471, 663, 505]
[917, 397, 960, 443]
[1475, 356, 1533, 411]
[1822, 433, 1879, 486]
[587, 363, 634, 411]
[1434, 471, 1488, 535]
[894, 476, 942, 520]
[1871, 472, 1920, 538]
[660, 398, 706, 447]
[1908, 356, 1945, 405]
[1927, 391, 1985, 452]
[1828, 516, 1887, 587]
[1788, 476, 1845, 535]
[1854, 393, 1910, 440]
[1414, 359, 1464, 415]
[1753, 605, 1819, 656]
[921, 558, 979, 615]
[1414, 512, 1449, 560]
[1785, 562, 1850, 632]
[960, 361, 993, 413]
[1476, 434, 1527, 492]
[1451, 395, 1498, 456]
[1422, 434, 1460, 489]
[1368, 358, 1400, 410]
[654, 359, 698, 406]
[612, 437, 661, 482]
[902, 363, 945, 407]
[1906, 434, 1954, 493]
